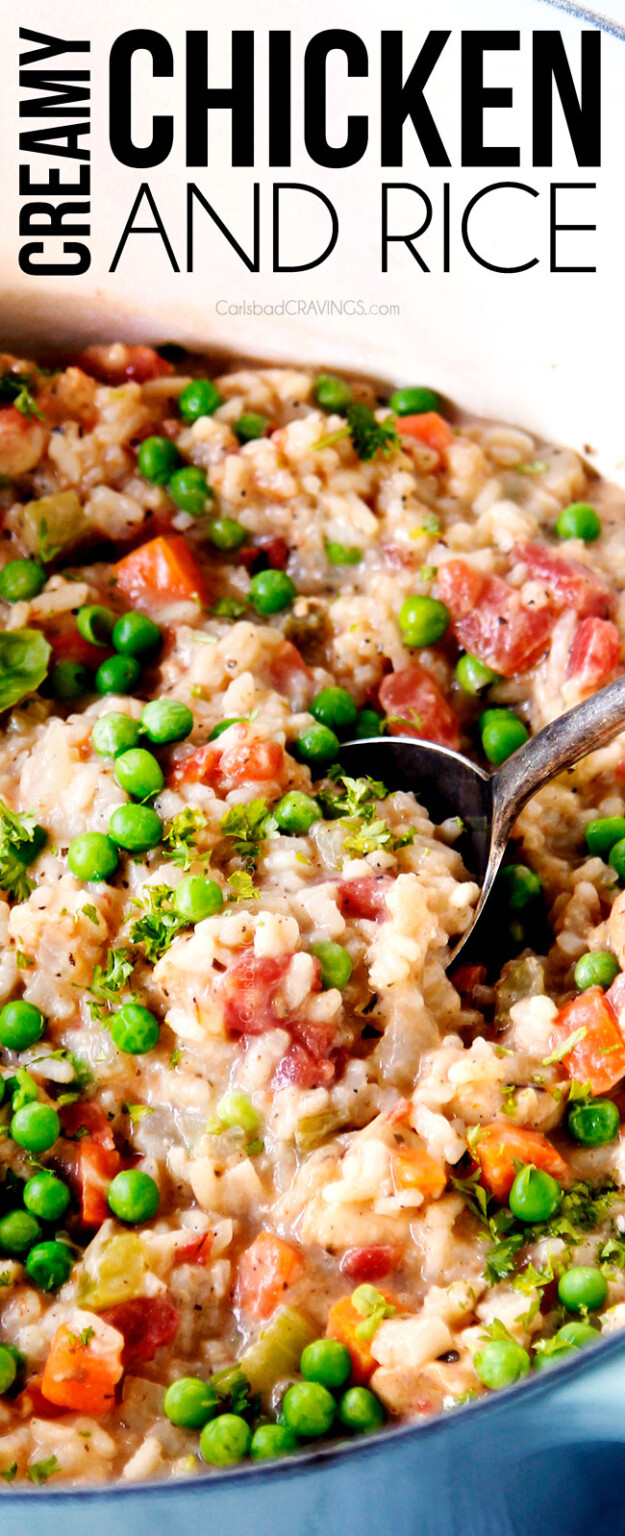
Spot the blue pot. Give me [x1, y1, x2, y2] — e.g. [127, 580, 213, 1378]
[4, 1327, 625, 1536]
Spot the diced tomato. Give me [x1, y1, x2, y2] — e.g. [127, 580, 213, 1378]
[41, 1316, 124, 1414]
[326, 1292, 395, 1384]
[236, 1231, 303, 1320]
[337, 876, 391, 921]
[606, 972, 625, 1018]
[272, 1041, 335, 1089]
[222, 953, 291, 1036]
[474, 1122, 571, 1202]
[100, 1295, 180, 1367]
[239, 536, 289, 573]
[390, 1147, 446, 1200]
[113, 535, 206, 610]
[263, 640, 314, 705]
[379, 664, 461, 747]
[437, 561, 553, 678]
[13, 1375, 66, 1420]
[513, 542, 612, 620]
[170, 726, 284, 792]
[340, 1246, 402, 1283]
[398, 412, 454, 457]
[175, 1231, 214, 1266]
[49, 628, 111, 672]
[77, 345, 174, 385]
[550, 986, 625, 1096]
[452, 964, 488, 996]
[567, 617, 621, 690]
[58, 1102, 121, 1227]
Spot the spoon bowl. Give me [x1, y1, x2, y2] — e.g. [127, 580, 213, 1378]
[339, 670, 625, 968]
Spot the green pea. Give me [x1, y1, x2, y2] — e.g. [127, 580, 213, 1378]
[92, 713, 141, 758]
[558, 1266, 608, 1314]
[11, 1102, 60, 1155]
[574, 951, 620, 992]
[398, 595, 449, 648]
[0, 1000, 45, 1051]
[474, 1339, 531, 1390]
[355, 709, 384, 738]
[26, 1240, 73, 1292]
[200, 1413, 252, 1466]
[0, 1209, 41, 1256]
[0, 559, 45, 604]
[107, 1169, 159, 1224]
[310, 687, 357, 734]
[295, 723, 340, 769]
[67, 831, 119, 883]
[163, 1376, 218, 1429]
[313, 374, 353, 413]
[51, 661, 92, 701]
[168, 465, 213, 517]
[499, 865, 542, 911]
[76, 606, 115, 647]
[234, 413, 269, 443]
[455, 654, 501, 695]
[208, 718, 247, 741]
[137, 436, 181, 485]
[274, 792, 320, 836]
[480, 709, 528, 766]
[282, 1381, 336, 1439]
[114, 748, 164, 800]
[250, 1424, 298, 1460]
[216, 1091, 260, 1134]
[0, 1346, 17, 1395]
[141, 699, 194, 745]
[325, 542, 363, 566]
[389, 386, 440, 417]
[249, 570, 297, 614]
[310, 941, 353, 990]
[24, 1171, 71, 1223]
[533, 1344, 575, 1372]
[110, 1003, 159, 1055]
[301, 1339, 352, 1390]
[95, 655, 141, 697]
[338, 1386, 385, 1433]
[556, 1320, 600, 1348]
[585, 817, 625, 857]
[568, 1097, 620, 1147]
[509, 1165, 562, 1223]
[178, 379, 222, 422]
[108, 804, 163, 853]
[173, 876, 223, 923]
[208, 518, 248, 551]
[555, 502, 602, 542]
[112, 612, 162, 661]
[609, 838, 625, 883]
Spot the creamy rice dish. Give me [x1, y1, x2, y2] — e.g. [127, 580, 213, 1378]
[0, 345, 622, 1484]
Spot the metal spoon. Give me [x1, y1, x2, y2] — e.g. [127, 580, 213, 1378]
[338, 672, 625, 968]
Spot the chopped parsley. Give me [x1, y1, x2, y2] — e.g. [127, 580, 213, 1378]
[450, 1168, 491, 1228]
[542, 1027, 587, 1067]
[0, 801, 45, 904]
[209, 1364, 252, 1416]
[220, 799, 274, 867]
[163, 807, 210, 871]
[81, 904, 100, 926]
[1, 1463, 17, 1482]
[350, 1284, 396, 1341]
[123, 1102, 154, 1124]
[90, 948, 134, 999]
[27, 1455, 59, 1485]
[130, 886, 186, 961]
[0, 370, 42, 420]
[314, 404, 400, 462]
[169, 1048, 183, 1070]
[484, 1232, 524, 1284]
[210, 597, 247, 620]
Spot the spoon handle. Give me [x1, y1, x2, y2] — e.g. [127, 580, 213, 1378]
[491, 670, 625, 857]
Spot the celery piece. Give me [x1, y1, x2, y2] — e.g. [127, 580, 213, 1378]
[295, 1108, 346, 1156]
[21, 491, 88, 563]
[78, 1233, 147, 1310]
[239, 1306, 316, 1396]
